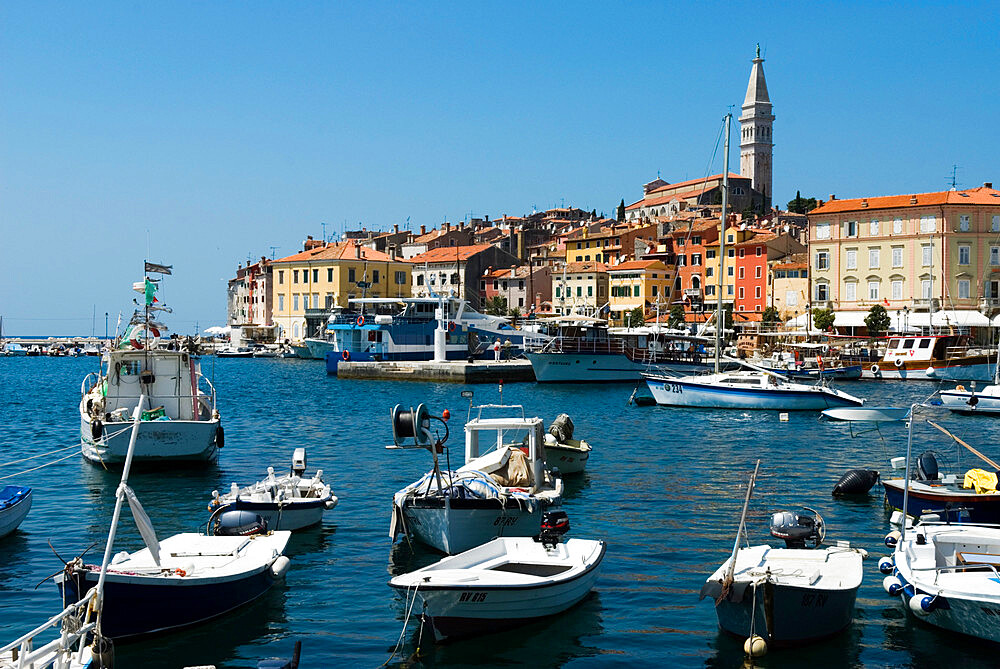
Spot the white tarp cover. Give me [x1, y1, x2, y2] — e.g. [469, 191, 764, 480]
[123, 485, 161, 566]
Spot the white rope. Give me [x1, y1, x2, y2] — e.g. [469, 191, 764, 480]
[0, 451, 79, 480]
[0, 443, 78, 468]
[382, 581, 421, 667]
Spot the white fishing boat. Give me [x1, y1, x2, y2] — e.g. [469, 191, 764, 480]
[701, 463, 866, 647]
[389, 403, 563, 554]
[389, 535, 605, 641]
[58, 394, 292, 640]
[208, 448, 338, 531]
[0, 486, 32, 539]
[80, 263, 223, 465]
[543, 414, 591, 475]
[645, 369, 864, 410]
[939, 347, 1000, 413]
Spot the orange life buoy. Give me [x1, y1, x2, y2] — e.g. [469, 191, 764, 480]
[356, 315, 365, 326]
[174, 568, 187, 577]
[816, 355, 824, 369]
[449, 321, 456, 331]
[342, 350, 350, 361]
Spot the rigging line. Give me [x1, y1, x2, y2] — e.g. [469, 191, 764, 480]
[0, 452, 79, 481]
[0, 443, 79, 468]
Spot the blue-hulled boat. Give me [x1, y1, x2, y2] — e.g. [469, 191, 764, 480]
[644, 370, 865, 410]
[0, 485, 32, 538]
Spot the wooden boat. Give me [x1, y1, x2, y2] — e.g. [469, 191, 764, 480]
[389, 403, 563, 554]
[0, 486, 32, 539]
[543, 414, 591, 474]
[208, 448, 338, 531]
[389, 535, 605, 641]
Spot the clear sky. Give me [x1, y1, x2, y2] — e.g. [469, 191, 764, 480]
[2, 2, 998, 336]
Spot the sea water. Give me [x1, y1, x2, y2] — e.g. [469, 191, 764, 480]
[1, 356, 998, 668]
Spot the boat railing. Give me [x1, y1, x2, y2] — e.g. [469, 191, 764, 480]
[911, 560, 1000, 586]
[0, 588, 98, 668]
[472, 404, 527, 422]
[198, 374, 218, 412]
[80, 372, 100, 395]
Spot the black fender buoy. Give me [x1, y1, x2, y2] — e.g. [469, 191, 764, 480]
[91, 419, 103, 441]
[832, 469, 880, 496]
[216, 424, 225, 449]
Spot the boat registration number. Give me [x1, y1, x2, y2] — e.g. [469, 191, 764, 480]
[494, 516, 519, 527]
[459, 591, 488, 603]
[801, 593, 828, 607]
[659, 382, 684, 393]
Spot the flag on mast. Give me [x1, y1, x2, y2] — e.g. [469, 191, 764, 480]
[144, 261, 172, 275]
[144, 278, 158, 306]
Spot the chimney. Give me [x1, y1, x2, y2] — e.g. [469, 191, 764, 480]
[910, 195, 918, 204]
[355, 242, 361, 259]
[860, 199, 868, 208]
[445, 222, 451, 232]
[986, 182, 994, 189]
[420, 224, 426, 235]
[829, 194, 836, 201]
[393, 223, 399, 234]
[389, 245, 397, 260]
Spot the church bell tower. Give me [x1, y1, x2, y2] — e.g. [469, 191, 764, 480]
[739, 45, 774, 208]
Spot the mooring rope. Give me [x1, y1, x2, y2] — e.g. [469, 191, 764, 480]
[0, 451, 80, 481]
[0, 443, 78, 469]
[381, 580, 421, 667]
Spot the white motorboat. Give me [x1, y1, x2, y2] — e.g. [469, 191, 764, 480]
[702, 463, 865, 646]
[216, 345, 253, 358]
[0, 486, 32, 539]
[882, 521, 1000, 644]
[645, 369, 864, 410]
[389, 403, 563, 554]
[543, 414, 591, 475]
[80, 265, 223, 465]
[57, 395, 292, 640]
[389, 535, 605, 641]
[208, 448, 338, 531]
[939, 348, 1000, 414]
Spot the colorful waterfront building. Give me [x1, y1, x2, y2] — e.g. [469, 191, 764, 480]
[565, 223, 657, 265]
[608, 260, 673, 325]
[552, 261, 609, 316]
[271, 238, 412, 342]
[808, 184, 1000, 331]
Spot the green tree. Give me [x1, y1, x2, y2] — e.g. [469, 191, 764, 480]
[787, 190, 819, 214]
[625, 307, 646, 328]
[812, 307, 836, 331]
[668, 304, 686, 329]
[761, 306, 780, 326]
[507, 306, 521, 325]
[484, 295, 508, 315]
[616, 199, 626, 222]
[865, 304, 891, 339]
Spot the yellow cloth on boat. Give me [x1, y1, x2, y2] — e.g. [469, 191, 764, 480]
[963, 468, 998, 494]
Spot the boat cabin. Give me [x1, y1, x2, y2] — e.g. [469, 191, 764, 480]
[881, 335, 969, 364]
[100, 349, 213, 421]
[462, 410, 546, 494]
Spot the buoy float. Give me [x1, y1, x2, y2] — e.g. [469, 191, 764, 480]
[270, 555, 291, 579]
[884, 530, 901, 548]
[356, 315, 365, 326]
[870, 363, 880, 374]
[878, 556, 895, 575]
[909, 593, 935, 616]
[894, 358, 904, 368]
[342, 350, 350, 361]
[743, 635, 767, 658]
[883, 575, 903, 596]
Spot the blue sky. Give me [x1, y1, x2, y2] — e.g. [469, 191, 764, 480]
[3, 2, 998, 335]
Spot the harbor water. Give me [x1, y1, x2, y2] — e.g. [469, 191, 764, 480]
[3, 356, 1000, 667]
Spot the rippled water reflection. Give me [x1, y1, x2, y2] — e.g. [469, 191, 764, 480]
[2, 357, 1000, 667]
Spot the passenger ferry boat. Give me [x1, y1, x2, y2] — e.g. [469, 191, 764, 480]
[316, 297, 545, 372]
[79, 266, 222, 465]
[863, 334, 994, 381]
[524, 317, 720, 383]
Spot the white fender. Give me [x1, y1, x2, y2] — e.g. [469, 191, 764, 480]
[270, 555, 291, 580]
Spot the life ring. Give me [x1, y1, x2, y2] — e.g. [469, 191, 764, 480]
[356, 315, 365, 326]
[816, 355, 824, 368]
[870, 364, 880, 374]
[894, 358, 904, 368]
[342, 350, 350, 361]
[449, 321, 456, 331]
[174, 568, 187, 577]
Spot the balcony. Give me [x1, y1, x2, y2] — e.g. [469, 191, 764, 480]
[910, 298, 940, 310]
[683, 288, 703, 299]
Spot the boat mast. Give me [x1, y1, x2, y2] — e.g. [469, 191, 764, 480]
[715, 113, 731, 374]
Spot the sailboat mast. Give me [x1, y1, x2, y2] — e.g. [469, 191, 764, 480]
[715, 113, 731, 374]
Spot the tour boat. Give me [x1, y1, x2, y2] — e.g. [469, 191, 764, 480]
[79, 265, 223, 465]
[644, 369, 864, 410]
[389, 403, 563, 554]
[389, 535, 605, 641]
[58, 396, 291, 640]
[0, 485, 32, 539]
[208, 448, 339, 531]
[865, 334, 994, 381]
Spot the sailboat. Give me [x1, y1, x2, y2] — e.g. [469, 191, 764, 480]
[643, 114, 864, 411]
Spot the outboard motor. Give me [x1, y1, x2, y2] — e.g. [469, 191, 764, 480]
[917, 451, 939, 481]
[770, 508, 826, 549]
[536, 510, 570, 545]
[291, 447, 307, 477]
[832, 469, 880, 496]
[549, 414, 575, 443]
[211, 509, 269, 537]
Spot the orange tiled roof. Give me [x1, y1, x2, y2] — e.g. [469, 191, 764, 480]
[408, 244, 497, 264]
[646, 172, 743, 196]
[811, 186, 1000, 214]
[609, 260, 659, 272]
[773, 261, 808, 270]
[562, 261, 608, 273]
[274, 242, 395, 264]
[735, 232, 778, 247]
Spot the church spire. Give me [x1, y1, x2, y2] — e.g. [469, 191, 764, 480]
[739, 45, 774, 207]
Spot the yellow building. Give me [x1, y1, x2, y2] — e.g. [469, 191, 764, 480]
[608, 260, 672, 325]
[702, 225, 751, 303]
[566, 223, 658, 265]
[271, 240, 412, 341]
[552, 261, 608, 316]
[809, 185, 1000, 330]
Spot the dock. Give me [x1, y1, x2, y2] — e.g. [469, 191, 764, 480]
[335, 359, 535, 383]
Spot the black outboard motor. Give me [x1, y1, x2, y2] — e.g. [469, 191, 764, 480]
[770, 508, 826, 549]
[536, 510, 570, 545]
[211, 509, 269, 537]
[549, 414, 575, 443]
[832, 469, 880, 496]
[917, 451, 939, 481]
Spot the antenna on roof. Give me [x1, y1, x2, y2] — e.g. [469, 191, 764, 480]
[269, 246, 279, 260]
[947, 164, 961, 190]
[322, 221, 327, 243]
